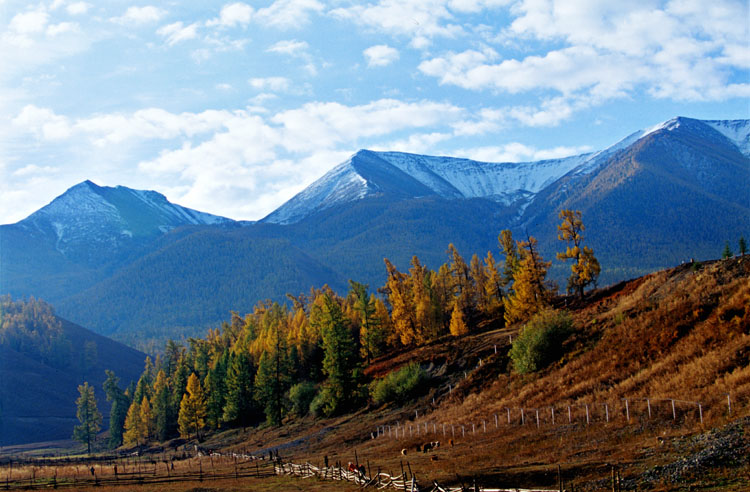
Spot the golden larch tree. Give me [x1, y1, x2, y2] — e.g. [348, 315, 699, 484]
[178, 372, 206, 441]
[503, 235, 552, 324]
[556, 209, 601, 298]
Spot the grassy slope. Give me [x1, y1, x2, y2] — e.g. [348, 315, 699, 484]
[208, 256, 750, 491]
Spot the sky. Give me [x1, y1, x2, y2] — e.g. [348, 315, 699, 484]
[1, 0, 748, 224]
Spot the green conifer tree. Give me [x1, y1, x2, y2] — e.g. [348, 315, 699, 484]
[722, 240, 733, 259]
[222, 352, 257, 428]
[316, 294, 364, 416]
[73, 382, 102, 454]
[102, 370, 130, 448]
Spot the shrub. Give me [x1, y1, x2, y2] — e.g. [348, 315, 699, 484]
[288, 381, 317, 417]
[309, 388, 329, 417]
[509, 309, 573, 374]
[370, 362, 429, 406]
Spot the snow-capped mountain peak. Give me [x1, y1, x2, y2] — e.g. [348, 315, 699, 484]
[17, 180, 231, 257]
[262, 117, 749, 225]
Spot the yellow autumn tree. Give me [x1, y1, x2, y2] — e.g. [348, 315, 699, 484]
[504, 235, 553, 325]
[449, 302, 469, 336]
[384, 258, 417, 345]
[178, 373, 206, 441]
[482, 251, 504, 316]
[139, 396, 153, 442]
[123, 399, 145, 446]
[556, 209, 601, 298]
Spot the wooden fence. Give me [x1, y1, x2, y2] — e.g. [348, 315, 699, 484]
[0, 453, 275, 490]
[275, 460, 562, 492]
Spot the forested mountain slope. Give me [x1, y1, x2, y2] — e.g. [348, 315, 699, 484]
[0, 297, 146, 445]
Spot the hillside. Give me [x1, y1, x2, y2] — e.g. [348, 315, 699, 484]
[0, 298, 147, 445]
[194, 256, 750, 490]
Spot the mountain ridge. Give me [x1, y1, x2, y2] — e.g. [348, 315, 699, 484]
[1, 116, 747, 348]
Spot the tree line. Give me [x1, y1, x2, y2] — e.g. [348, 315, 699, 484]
[74, 210, 601, 449]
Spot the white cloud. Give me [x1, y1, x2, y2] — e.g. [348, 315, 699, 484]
[330, 0, 508, 47]
[9, 9, 49, 34]
[13, 105, 72, 140]
[13, 164, 58, 177]
[111, 6, 167, 26]
[46, 22, 79, 36]
[457, 143, 592, 163]
[66, 2, 90, 15]
[249, 77, 291, 92]
[255, 0, 324, 29]
[207, 3, 254, 28]
[414, 0, 750, 125]
[266, 39, 309, 56]
[157, 22, 199, 46]
[364, 44, 399, 67]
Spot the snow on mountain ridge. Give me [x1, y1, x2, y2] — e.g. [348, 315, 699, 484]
[703, 119, 750, 157]
[18, 180, 230, 249]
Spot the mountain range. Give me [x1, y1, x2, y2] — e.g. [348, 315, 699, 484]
[1, 116, 748, 349]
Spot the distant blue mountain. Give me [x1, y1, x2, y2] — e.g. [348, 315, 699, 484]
[1, 117, 747, 348]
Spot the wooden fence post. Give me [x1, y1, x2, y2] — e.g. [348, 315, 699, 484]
[605, 403, 609, 423]
[727, 393, 732, 415]
[647, 398, 651, 419]
[624, 399, 630, 422]
[536, 409, 540, 428]
[507, 408, 511, 424]
[585, 404, 590, 425]
[568, 406, 572, 423]
[671, 399, 676, 420]
[521, 409, 525, 425]
[495, 414, 498, 428]
[551, 407, 555, 425]
[698, 403, 703, 424]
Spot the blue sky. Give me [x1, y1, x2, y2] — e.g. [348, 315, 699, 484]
[1, 0, 748, 224]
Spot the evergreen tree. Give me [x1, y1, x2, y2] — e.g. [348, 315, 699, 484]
[73, 382, 102, 454]
[740, 236, 748, 256]
[504, 235, 553, 324]
[151, 370, 171, 442]
[253, 305, 292, 426]
[483, 251, 504, 316]
[499, 229, 520, 286]
[204, 350, 229, 430]
[102, 370, 130, 449]
[170, 354, 191, 433]
[223, 352, 257, 428]
[448, 302, 469, 336]
[556, 209, 601, 298]
[316, 294, 364, 416]
[178, 373, 206, 441]
[722, 241, 733, 259]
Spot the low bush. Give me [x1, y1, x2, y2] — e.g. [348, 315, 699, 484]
[510, 309, 573, 374]
[370, 362, 429, 405]
[288, 381, 317, 417]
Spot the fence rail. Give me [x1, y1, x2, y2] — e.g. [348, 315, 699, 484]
[275, 460, 562, 492]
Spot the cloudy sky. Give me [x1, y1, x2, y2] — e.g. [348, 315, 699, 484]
[1, 0, 748, 224]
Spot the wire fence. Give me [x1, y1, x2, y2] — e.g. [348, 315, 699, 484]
[372, 393, 737, 442]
